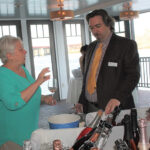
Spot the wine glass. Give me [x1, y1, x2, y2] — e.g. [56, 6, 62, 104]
[48, 78, 57, 97]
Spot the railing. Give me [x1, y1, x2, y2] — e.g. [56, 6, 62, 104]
[138, 57, 150, 88]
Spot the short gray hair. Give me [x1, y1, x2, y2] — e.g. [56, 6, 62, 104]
[0, 35, 22, 64]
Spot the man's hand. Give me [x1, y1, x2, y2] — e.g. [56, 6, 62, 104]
[105, 99, 120, 114]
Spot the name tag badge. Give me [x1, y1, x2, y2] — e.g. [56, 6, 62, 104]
[108, 62, 118, 67]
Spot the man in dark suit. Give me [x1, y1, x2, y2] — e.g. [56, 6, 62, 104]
[75, 9, 140, 114]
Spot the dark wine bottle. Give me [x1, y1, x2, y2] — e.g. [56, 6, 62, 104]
[78, 132, 100, 150]
[105, 105, 121, 126]
[123, 114, 137, 150]
[71, 120, 105, 150]
[76, 110, 103, 141]
[111, 105, 122, 126]
[78, 121, 110, 150]
[91, 122, 112, 150]
[131, 108, 140, 147]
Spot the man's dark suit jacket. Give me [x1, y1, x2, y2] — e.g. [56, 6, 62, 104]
[79, 33, 140, 113]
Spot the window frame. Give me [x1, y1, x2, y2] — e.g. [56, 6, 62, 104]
[27, 20, 59, 99]
[27, 20, 56, 78]
[0, 20, 22, 38]
[63, 19, 86, 78]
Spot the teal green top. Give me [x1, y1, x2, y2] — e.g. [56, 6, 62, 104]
[0, 66, 41, 146]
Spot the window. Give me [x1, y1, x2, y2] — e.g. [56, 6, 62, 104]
[64, 20, 85, 77]
[114, 21, 125, 37]
[134, 12, 150, 57]
[0, 21, 22, 66]
[134, 12, 150, 88]
[27, 21, 57, 95]
[90, 32, 96, 42]
[27, 0, 47, 16]
[0, 0, 15, 16]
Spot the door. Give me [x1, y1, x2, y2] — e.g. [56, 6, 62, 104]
[27, 20, 59, 98]
[64, 20, 85, 78]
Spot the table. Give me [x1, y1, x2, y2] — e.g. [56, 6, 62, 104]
[66, 77, 83, 104]
[31, 109, 150, 150]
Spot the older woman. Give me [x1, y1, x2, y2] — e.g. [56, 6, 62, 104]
[0, 35, 56, 149]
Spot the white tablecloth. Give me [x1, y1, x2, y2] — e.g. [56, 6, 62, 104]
[66, 77, 83, 104]
[31, 109, 150, 150]
[31, 126, 125, 150]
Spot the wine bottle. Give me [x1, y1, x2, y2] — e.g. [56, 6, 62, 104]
[105, 113, 113, 125]
[138, 119, 150, 150]
[111, 105, 122, 126]
[115, 139, 130, 150]
[72, 120, 105, 150]
[105, 105, 121, 126]
[88, 122, 112, 150]
[78, 132, 100, 150]
[123, 114, 137, 150]
[131, 108, 140, 147]
[76, 110, 103, 141]
[79, 122, 106, 150]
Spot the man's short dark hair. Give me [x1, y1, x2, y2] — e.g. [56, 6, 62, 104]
[86, 9, 114, 32]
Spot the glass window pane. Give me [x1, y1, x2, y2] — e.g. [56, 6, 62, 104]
[91, 33, 96, 41]
[120, 21, 125, 32]
[2, 26, 9, 35]
[30, 24, 53, 94]
[43, 24, 49, 37]
[1, 4, 7, 15]
[65, 24, 71, 36]
[115, 22, 119, 32]
[28, 3, 34, 15]
[76, 24, 81, 36]
[114, 21, 125, 38]
[10, 25, 17, 36]
[71, 24, 76, 36]
[41, 8, 47, 15]
[31, 25, 37, 38]
[0, 23, 18, 66]
[34, 49, 38, 56]
[67, 36, 81, 76]
[116, 33, 125, 37]
[37, 25, 43, 37]
[65, 23, 82, 77]
[134, 12, 150, 88]
[0, 61, 2, 66]
[134, 12, 150, 57]
[0, 27, 2, 37]
[35, 3, 41, 15]
[8, 3, 14, 15]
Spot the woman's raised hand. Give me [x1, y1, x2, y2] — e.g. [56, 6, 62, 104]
[36, 67, 50, 85]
